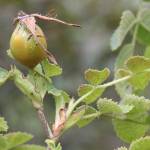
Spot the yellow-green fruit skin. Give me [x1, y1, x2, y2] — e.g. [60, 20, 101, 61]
[10, 23, 47, 68]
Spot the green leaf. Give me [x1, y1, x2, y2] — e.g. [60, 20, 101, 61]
[117, 69, 131, 77]
[115, 70, 132, 98]
[140, 9, 150, 32]
[11, 144, 46, 150]
[31, 65, 64, 103]
[130, 73, 150, 90]
[0, 135, 8, 150]
[28, 71, 50, 99]
[64, 106, 85, 130]
[84, 68, 110, 85]
[126, 56, 150, 90]
[48, 82, 70, 103]
[126, 56, 150, 73]
[97, 98, 133, 115]
[54, 91, 70, 131]
[5, 132, 33, 149]
[54, 91, 70, 112]
[129, 136, 150, 150]
[113, 95, 150, 143]
[41, 59, 62, 77]
[0, 67, 9, 86]
[118, 68, 149, 90]
[111, 10, 136, 51]
[59, 91, 70, 103]
[13, 67, 42, 108]
[56, 143, 62, 150]
[33, 63, 45, 76]
[46, 139, 55, 150]
[117, 147, 128, 150]
[144, 46, 150, 58]
[124, 95, 150, 112]
[115, 80, 132, 98]
[137, 6, 150, 45]
[123, 95, 150, 122]
[117, 56, 150, 90]
[113, 119, 149, 143]
[77, 106, 97, 128]
[115, 44, 134, 70]
[78, 84, 105, 104]
[0, 117, 8, 132]
[47, 84, 62, 96]
[46, 140, 62, 150]
[97, 98, 122, 114]
[115, 68, 132, 98]
[137, 25, 150, 45]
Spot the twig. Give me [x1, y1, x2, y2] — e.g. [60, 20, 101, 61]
[67, 75, 131, 118]
[37, 107, 53, 138]
[47, 147, 50, 150]
[36, 107, 53, 150]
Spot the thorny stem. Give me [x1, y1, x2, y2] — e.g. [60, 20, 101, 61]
[36, 107, 53, 150]
[37, 107, 53, 138]
[47, 147, 51, 150]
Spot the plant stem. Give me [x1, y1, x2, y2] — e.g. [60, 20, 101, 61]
[47, 147, 51, 150]
[67, 75, 131, 118]
[66, 88, 95, 118]
[131, 0, 143, 48]
[99, 75, 130, 88]
[36, 107, 53, 139]
[131, 23, 139, 48]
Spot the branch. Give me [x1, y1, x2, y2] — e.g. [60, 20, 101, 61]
[37, 107, 53, 138]
[36, 107, 53, 150]
[67, 75, 130, 118]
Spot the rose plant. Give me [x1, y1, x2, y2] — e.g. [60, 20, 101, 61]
[1, 0, 150, 150]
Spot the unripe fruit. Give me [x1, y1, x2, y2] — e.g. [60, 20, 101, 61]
[10, 23, 47, 68]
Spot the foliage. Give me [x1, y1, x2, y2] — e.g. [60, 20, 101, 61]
[0, 117, 8, 132]
[1, 0, 150, 150]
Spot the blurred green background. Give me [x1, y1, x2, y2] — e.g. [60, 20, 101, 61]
[0, 0, 140, 149]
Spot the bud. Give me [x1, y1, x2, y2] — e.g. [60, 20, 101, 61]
[10, 23, 47, 68]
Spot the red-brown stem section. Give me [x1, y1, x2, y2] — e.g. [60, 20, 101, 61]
[47, 147, 50, 150]
[37, 107, 52, 138]
[36, 107, 53, 150]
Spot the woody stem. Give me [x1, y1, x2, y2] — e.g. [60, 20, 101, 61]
[36, 107, 53, 138]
